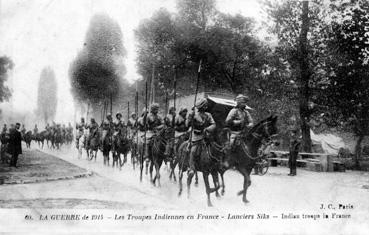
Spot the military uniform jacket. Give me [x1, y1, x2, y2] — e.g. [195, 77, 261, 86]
[225, 107, 253, 132]
[175, 115, 187, 132]
[76, 122, 86, 132]
[164, 114, 175, 128]
[188, 111, 215, 141]
[146, 113, 163, 131]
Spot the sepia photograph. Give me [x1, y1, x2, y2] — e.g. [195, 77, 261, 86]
[0, 0, 368, 234]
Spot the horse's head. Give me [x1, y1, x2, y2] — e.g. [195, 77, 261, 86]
[247, 115, 278, 143]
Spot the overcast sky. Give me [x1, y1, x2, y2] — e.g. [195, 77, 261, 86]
[0, 0, 264, 122]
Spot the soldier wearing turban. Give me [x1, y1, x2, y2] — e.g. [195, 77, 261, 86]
[186, 98, 216, 176]
[225, 94, 254, 152]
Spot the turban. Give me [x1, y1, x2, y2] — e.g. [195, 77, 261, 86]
[150, 103, 160, 112]
[196, 98, 208, 109]
[116, 112, 122, 118]
[235, 94, 249, 104]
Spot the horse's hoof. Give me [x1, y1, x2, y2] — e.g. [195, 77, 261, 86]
[221, 190, 225, 196]
[194, 182, 199, 187]
[243, 199, 250, 204]
[178, 191, 182, 197]
[207, 202, 213, 207]
[215, 192, 221, 198]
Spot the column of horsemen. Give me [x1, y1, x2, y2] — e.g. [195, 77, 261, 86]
[74, 94, 254, 173]
[1, 122, 74, 149]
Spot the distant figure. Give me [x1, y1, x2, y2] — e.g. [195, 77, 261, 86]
[33, 124, 38, 135]
[8, 123, 23, 167]
[2, 124, 7, 134]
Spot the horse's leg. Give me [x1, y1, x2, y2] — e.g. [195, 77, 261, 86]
[145, 159, 149, 175]
[212, 172, 221, 198]
[220, 171, 226, 196]
[118, 153, 122, 170]
[154, 159, 162, 187]
[178, 167, 184, 197]
[237, 168, 251, 204]
[149, 160, 154, 182]
[203, 172, 213, 207]
[195, 171, 199, 186]
[186, 170, 195, 199]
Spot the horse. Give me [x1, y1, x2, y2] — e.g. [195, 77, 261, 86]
[100, 129, 111, 166]
[86, 130, 100, 162]
[53, 131, 63, 149]
[177, 135, 223, 206]
[35, 131, 47, 148]
[146, 128, 168, 186]
[177, 115, 278, 206]
[222, 115, 279, 204]
[112, 132, 130, 169]
[23, 131, 33, 148]
[166, 132, 190, 182]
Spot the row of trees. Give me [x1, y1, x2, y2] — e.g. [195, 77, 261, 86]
[135, 0, 369, 168]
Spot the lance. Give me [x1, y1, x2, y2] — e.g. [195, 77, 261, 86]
[135, 81, 139, 158]
[140, 79, 148, 182]
[127, 101, 130, 138]
[172, 66, 177, 128]
[180, 60, 202, 173]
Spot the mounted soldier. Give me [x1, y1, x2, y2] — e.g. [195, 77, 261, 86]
[21, 124, 26, 137]
[186, 98, 216, 176]
[2, 124, 7, 134]
[225, 94, 254, 152]
[114, 112, 126, 137]
[75, 117, 86, 149]
[175, 107, 189, 140]
[145, 103, 164, 159]
[127, 112, 138, 139]
[86, 118, 99, 149]
[33, 124, 38, 136]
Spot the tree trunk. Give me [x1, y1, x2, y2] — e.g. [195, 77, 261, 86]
[298, 1, 312, 152]
[354, 135, 363, 170]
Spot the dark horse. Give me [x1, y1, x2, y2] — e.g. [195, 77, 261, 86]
[222, 115, 278, 204]
[23, 131, 33, 148]
[146, 128, 168, 186]
[177, 135, 223, 206]
[86, 131, 100, 162]
[112, 133, 130, 169]
[177, 115, 278, 206]
[100, 129, 111, 166]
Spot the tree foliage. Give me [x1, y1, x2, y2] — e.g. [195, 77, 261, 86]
[69, 14, 127, 108]
[36, 67, 57, 123]
[0, 56, 14, 103]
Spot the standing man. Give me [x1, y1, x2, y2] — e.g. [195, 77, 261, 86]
[9, 123, 22, 167]
[186, 98, 216, 176]
[288, 117, 301, 176]
[225, 94, 253, 151]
